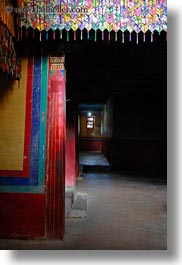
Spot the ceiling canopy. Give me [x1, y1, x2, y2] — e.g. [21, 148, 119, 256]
[17, 0, 167, 38]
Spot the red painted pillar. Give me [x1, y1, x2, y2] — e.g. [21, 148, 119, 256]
[65, 102, 77, 187]
[46, 69, 66, 239]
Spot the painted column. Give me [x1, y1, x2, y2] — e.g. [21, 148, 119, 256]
[46, 58, 66, 239]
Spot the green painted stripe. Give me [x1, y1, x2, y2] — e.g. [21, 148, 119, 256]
[0, 185, 45, 194]
[39, 52, 49, 185]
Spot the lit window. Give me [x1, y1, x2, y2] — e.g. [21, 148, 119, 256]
[86, 116, 94, 129]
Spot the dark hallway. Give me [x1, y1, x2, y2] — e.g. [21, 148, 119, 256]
[66, 35, 167, 178]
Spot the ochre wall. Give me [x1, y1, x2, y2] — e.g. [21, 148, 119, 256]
[0, 48, 48, 239]
[0, 58, 28, 170]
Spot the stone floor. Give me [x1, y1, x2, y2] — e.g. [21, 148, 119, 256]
[79, 151, 110, 166]
[0, 169, 167, 250]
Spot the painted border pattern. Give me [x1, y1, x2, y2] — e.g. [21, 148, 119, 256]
[0, 50, 48, 193]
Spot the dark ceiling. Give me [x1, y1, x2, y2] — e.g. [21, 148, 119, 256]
[79, 103, 104, 111]
[65, 30, 167, 105]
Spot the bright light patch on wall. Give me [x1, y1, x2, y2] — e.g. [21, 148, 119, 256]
[88, 112, 91, 117]
[87, 116, 94, 129]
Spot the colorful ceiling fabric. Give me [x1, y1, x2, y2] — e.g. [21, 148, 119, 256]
[18, 0, 167, 40]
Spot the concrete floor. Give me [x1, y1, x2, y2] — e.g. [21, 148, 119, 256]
[0, 169, 167, 250]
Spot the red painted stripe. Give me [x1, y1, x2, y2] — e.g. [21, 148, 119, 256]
[46, 59, 53, 237]
[0, 56, 33, 177]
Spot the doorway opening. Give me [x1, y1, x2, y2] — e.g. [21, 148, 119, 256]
[78, 102, 112, 176]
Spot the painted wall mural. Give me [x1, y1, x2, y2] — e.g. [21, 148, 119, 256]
[17, 0, 167, 41]
[0, 49, 48, 194]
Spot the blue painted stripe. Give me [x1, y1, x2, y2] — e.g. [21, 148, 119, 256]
[29, 51, 41, 186]
[0, 177, 30, 186]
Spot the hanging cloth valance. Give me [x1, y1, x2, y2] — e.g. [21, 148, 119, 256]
[0, 0, 15, 36]
[0, 1, 21, 80]
[0, 22, 21, 80]
[17, 0, 167, 35]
